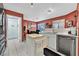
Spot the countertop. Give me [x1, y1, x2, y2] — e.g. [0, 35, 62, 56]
[40, 32, 78, 37]
[28, 34, 45, 39]
[57, 33, 78, 38]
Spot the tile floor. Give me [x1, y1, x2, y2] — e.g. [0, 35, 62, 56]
[4, 39, 29, 56]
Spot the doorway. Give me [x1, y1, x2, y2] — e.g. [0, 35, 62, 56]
[4, 14, 23, 56]
[6, 14, 22, 41]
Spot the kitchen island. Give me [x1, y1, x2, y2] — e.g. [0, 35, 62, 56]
[40, 32, 66, 56]
[27, 34, 48, 56]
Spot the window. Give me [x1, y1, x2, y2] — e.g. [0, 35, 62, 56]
[38, 23, 45, 32]
[53, 19, 65, 29]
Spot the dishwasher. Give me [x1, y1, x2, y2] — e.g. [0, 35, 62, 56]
[56, 35, 76, 56]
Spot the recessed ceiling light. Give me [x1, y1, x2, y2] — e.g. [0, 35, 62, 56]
[30, 3, 34, 7]
[31, 3, 33, 5]
[48, 10, 52, 12]
[48, 8, 54, 14]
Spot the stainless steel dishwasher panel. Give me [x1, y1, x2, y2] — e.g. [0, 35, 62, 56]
[56, 35, 76, 56]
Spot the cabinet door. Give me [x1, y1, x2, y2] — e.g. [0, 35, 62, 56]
[42, 37, 48, 48]
[35, 40, 43, 56]
[46, 34, 56, 50]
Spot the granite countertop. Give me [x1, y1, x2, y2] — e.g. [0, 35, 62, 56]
[28, 34, 45, 39]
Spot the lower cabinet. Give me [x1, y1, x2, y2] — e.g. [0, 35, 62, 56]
[27, 36, 48, 56]
[40, 33, 56, 50]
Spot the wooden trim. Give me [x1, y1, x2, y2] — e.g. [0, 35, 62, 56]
[65, 10, 77, 16]
[4, 9, 24, 41]
[4, 9, 23, 17]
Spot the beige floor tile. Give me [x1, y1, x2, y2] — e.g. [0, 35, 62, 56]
[4, 39, 28, 56]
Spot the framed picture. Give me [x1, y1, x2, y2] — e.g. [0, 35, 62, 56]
[66, 20, 73, 27]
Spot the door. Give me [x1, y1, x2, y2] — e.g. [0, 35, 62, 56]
[7, 17, 18, 39]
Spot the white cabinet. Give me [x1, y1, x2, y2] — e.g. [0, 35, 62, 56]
[48, 34, 56, 50]
[40, 33, 56, 50]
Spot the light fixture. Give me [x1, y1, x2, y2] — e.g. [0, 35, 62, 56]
[30, 3, 34, 7]
[48, 8, 54, 14]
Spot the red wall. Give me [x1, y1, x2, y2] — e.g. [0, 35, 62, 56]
[37, 10, 77, 28]
[23, 20, 37, 32]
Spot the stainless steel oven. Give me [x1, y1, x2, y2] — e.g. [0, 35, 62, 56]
[56, 35, 76, 56]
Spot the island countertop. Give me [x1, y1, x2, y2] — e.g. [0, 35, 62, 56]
[27, 34, 48, 39]
[27, 34, 48, 56]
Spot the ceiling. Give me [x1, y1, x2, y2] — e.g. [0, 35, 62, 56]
[3, 3, 77, 22]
